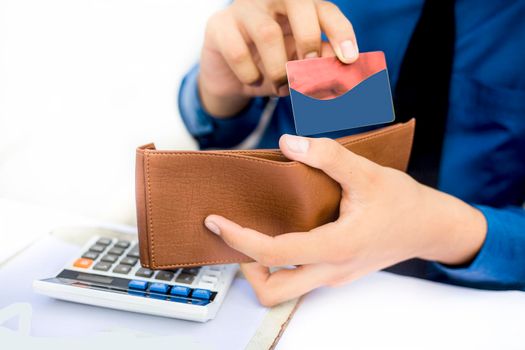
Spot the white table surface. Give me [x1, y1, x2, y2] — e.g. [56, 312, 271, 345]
[277, 271, 525, 350]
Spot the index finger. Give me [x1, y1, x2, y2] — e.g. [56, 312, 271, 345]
[316, 1, 359, 63]
[285, 0, 322, 59]
[236, 5, 288, 94]
[204, 214, 337, 266]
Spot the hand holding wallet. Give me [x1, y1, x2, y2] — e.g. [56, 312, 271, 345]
[136, 119, 415, 269]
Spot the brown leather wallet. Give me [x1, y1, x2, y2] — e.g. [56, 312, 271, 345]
[136, 119, 414, 269]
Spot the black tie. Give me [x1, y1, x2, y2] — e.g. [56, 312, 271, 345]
[394, 0, 456, 188]
[385, 0, 456, 278]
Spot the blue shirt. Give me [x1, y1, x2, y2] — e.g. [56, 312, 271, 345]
[178, 0, 525, 290]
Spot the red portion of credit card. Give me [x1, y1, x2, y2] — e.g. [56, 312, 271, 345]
[286, 52, 386, 100]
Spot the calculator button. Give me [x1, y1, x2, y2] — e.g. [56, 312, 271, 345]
[149, 283, 169, 294]
[170, 296, 191, 304]
[120, 257, 138, 266]
[197, 281, 215, 290]
[96, 237, 112, 246]
[175, 273, 195, 284]
[190, 299, 210, 306]
[115, 240, 131, 249]
[128, 280, 148, 291]
[202, 268, 221, 276]
[155, 271, 175, 281]
[201, 275, 218, 284]
[81, 251, 99, 260]
[170, 286, 191, 297]
[73, 258, 93, 269]
[93, 262, 112, 271]
[192, 289, 212, 300]
[203, 271, 221, 280]
[127, 247, 140, 258]
[113, 264, 132, 274]
[128, 290, 146, 297]
[89, 244, 106, 253]
[181, 267, 201, 276]
[135, 268, 154, 278]
[101, 254, 118, 263]
[108, 247, 125, 256]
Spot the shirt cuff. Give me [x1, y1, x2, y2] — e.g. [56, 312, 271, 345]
[178, 64, 267, 149]
[431, 204, 525, 289]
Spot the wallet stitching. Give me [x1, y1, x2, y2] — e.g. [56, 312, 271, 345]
[150, 259, 250, 269]
[146, 123, 408, 165]
[145, 122, 412, 267]
[146, 151, 246, 267]
[145, 151, 156, 266]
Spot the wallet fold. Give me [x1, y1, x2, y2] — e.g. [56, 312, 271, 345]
[136, 119, 415, 269]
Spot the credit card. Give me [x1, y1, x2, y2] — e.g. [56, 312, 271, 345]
[286, 51, 395, 135]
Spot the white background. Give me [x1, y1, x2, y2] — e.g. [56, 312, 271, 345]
[0, 0, 227, 225]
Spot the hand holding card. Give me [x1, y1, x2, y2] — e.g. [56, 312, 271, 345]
[286, 51, 395, 135]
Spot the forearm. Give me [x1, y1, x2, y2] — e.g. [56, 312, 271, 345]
[417, 186, 487, 266]
[178, 64, 266, 149]
[434, 205, 525, 289]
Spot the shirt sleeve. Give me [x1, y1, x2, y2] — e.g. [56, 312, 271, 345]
[178, 64, 268, 149]
[432, 205, 525, 290]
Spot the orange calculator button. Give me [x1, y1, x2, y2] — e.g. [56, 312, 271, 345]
[73, 258, 93, 268]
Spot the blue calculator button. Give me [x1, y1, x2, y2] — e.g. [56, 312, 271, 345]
[192, 289, 212, 300]
[170, 296, 189, 304]
[150, 293, 168, 300]
[128, 280, 148, 291]
[170, 286, 191, 297]
[128, 290, 146, 297]
[149, 283, 169, 294]
[170, 297, 210, 306]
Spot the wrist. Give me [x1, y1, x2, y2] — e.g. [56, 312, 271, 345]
[418, 187, 487, 265]
[198, 74, 250, 118]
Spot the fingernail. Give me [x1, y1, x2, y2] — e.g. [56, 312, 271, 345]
[277, 84, 289, 96]
[340, 40, 358, 61]
[284, 134, 309, 153]
[205, 219, 221, 235]
[304, 51, 318, 59]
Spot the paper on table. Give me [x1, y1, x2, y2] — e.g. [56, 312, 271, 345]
[277, 271, 525, 350]
[0, 234, 267, 349]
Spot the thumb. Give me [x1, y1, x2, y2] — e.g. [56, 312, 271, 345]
[279, 134, 376, 188]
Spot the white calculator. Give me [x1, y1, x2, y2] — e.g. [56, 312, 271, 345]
[33, 235, 238, 322]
